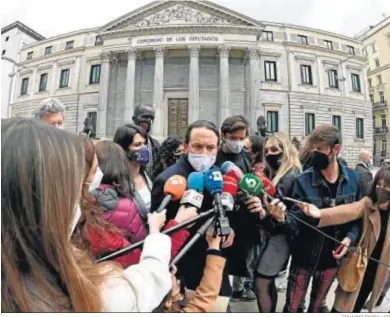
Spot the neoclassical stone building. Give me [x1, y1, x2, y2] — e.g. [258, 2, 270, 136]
[10, 0, 372, 164]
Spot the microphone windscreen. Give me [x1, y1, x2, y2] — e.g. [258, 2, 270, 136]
[260, 176, 277, 196]
[223, 175, 238, 196]
[164, 175, 187, 201]
[204, 169, 223, 195]
[239, 173, 263, 196]
[225, 166, 244, 183]
[221, 161, 236, 174]
[187, 172, 205, 193]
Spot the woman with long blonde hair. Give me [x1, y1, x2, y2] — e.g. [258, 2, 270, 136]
[1, 118, 171, 312]
[252, 132, 301, 313]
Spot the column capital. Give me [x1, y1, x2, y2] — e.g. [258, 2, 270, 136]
[100, 51, 112, 62]
[111, 55, 119, 65]
[126, 48, 138, 61]
[218, 45, 230, 58]
[188, 45, 201, 57]
[246, 47, 260, 60]
[154, 46, 166, 58]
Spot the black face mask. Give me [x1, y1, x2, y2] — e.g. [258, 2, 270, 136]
[136, 118, 153, 133]
[376, 187, 390, 205]
[266, 153, 283, 171]
[312, 151, 332, 171]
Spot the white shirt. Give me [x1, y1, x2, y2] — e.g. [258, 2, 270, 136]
[138, 185, 151, 211]
[101, 233, 172, 312]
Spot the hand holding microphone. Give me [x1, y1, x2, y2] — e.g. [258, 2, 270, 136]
[263, 198, 286, 223]
[180, 172, 204, 209]
[239, 174, 266, 218]
[257, 175, 321, 222]
[175, 172, 205, 225]
[206, 226, 222, 250]
[148, 210, 167, 233]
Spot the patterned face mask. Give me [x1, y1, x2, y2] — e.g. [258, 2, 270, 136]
[128, 146, 150, 165]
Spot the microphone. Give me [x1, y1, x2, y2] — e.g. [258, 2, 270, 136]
[221, 161, 244, 183]
[180, 172, 205, 209]
[240, 173, 279, 203]
[204, 169, 231, 236]
[259, 176, 292, 204]
[221, 175, 238, 212]
[156, 175, 187, 213]
[239, 173, 263, 197]
[259, 176, 277, 196]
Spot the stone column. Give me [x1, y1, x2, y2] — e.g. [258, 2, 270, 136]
[188, 45, 200, 123]
[248, 47, 260, 131]
[218, 45, 230, 126]
[153, 47, 165, 138]
[244, 52, 251, 120]
[124, 48, 137, 121]
[97, 51, 111, 138]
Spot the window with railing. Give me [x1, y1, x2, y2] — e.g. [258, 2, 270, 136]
[379, 91, 385, 104]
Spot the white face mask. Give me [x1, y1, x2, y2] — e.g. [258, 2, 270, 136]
[188, 153, 216, 172]
[225, 139, 244, 154]
[57, 125, 65, 130]
[89, 167, 103, 192]
[69, 204, 82, 238]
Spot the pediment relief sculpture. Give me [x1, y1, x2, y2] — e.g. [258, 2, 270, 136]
[132, 4, 233, 27]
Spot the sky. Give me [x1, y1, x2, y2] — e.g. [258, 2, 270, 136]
[1, 0, 389, 39]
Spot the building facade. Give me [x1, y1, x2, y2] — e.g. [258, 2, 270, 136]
[11, 0, 372, 165]
[357, 17, 390, 165]
[1, 21, 45, 118]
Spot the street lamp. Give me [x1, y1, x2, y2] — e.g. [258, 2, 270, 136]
[1, 55, 26, 118]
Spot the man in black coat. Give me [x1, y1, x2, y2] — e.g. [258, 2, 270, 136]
[151, 120, 235, 311]
[216, 115, 262, 302]
[355, 150, 374, 196]
[132, 104, 160, 180]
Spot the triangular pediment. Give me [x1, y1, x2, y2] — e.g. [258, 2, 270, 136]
[100, 0, 262, 32]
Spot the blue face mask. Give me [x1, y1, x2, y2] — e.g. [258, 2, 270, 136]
[128, 146, 150, 165]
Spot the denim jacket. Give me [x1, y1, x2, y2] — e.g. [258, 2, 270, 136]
[282, 163, 361, 268]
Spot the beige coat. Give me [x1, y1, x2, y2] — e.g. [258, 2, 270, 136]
[319, 197, 390, 312]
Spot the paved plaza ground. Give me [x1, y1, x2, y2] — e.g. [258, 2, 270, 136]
[230, 279, 390, 313]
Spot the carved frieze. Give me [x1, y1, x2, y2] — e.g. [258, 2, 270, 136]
[132, 4, 233, 27]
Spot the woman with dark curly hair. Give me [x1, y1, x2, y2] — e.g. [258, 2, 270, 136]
[153, 136, 185, 180]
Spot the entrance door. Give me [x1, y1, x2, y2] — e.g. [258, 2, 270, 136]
[167, 98, 188, 138]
